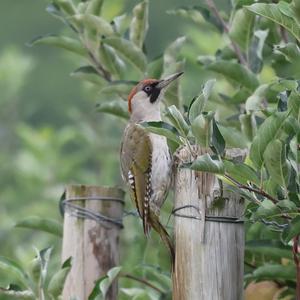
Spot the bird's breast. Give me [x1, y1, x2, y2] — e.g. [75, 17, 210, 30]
[149, 133, 172, 208]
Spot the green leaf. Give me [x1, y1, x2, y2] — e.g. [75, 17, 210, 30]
[35, 247, 52, 288]
[72, 14, 114, 36]
[167, 6, 206, 25]
[188, 153, 225, 174]
[28, 35, 85, 56]
[77, 2, 88, 14]
[96, 100, 129, 119]
[15, 216, 63, 237]
[282, 216, 300, 243]
[254, 199, 281, 219]
[274, 42, 300, 63]
[103, 37, 147, 72]
[245, 240, 292, 259]
[205, 60, 259, 91]
[46, 3, 64, 19]
[140, 265, 171, 291]
[288, 89, 300, 119]
[48, 259, 71, 298]
[278, 1, 296, 19]
[163, 36, 186, 68]
[98, 43, 125, 78]
[0, 257, 29, 286]
[264, 179, 282, 199]
[270, 79, 298, 92]
[233, 0, 255, 9]
[121, 288, 151, 298]
[71, 66, 105, 85]
[263, 139, 291, 188]
[239, 113, 257, 141]
[112, 14, 130, 36]
[88, 276, 106, 300]
[130, 0, 149, 49]
[248, 29, 269, 74]
[165, 105, 189, 136]
[100, 80, 136, 96]
[162, 37, 185, 107]
[210, 118, 225, 157]
[246, 3, 300, 42]
[245, 84, 269, 112]
[246, 263, 296, 281]
[53, 0, 76, 15]
[86, 0, 104, 16]
[168, 5, 223, 31]
[188, 79, 216, 122]
[292, 0, 300, 24]
[147, 56, 163, 79]
[218, 125, 248, 148]
[277, 200, 297, 212]
[28, 256, 42, 284]
[0, 287, 34, 299]
[250, 112, 287, 169]
[224, 161, 259, 185]
[229, 8, 254, 51]
[99, 266, 122, 298]
[191, 112, 214, 147]
[162, 61, 185, 107]
[140, 121, 183, 145]
[246, 80, 298, 111]
[230, 88, 251, 104]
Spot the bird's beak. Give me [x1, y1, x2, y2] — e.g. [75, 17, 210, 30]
[156, 72, 184, 90]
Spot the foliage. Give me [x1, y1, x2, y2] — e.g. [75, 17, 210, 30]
[1, 0, 300, 299]
[0, 248, 71, 300]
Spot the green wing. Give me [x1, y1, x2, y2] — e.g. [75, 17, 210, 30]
[120, 123, 153, 234]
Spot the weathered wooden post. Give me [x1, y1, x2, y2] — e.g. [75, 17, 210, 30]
[61, 185, 124, 300]
[173, 147, 246, 300]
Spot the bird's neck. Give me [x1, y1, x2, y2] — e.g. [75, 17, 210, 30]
[130, 107, 161, 123]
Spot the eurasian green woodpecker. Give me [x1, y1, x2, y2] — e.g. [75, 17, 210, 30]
[120, 72, 183, 261]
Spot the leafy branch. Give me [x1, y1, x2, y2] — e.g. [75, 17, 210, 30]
[224, 174, 279, 204]
[205, 0, 248, 66]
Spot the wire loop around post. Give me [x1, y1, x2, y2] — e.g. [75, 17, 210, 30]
[61, 196, 124, 229]
[172, 205, 244, 224]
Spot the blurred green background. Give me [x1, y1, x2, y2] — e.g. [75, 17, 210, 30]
[0, 0, 214, 290]
[1, 0, 299, 299]
[10, 0, 298, 298]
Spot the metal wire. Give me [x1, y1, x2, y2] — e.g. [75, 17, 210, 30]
[172, 205, 244, 224]
[61, 196, 124, 229]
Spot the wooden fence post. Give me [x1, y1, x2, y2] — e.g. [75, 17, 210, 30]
[61, 185, 124, 300]
[173, 147, 246, 300]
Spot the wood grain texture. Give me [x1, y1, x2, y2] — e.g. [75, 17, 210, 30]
[173, 147, 246, 300]
[62, 185, 124, 300]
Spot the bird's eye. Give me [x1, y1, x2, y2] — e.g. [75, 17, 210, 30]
[144, 85, 152, 92]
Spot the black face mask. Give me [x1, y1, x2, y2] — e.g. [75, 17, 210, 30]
[143, 82, 160, 103]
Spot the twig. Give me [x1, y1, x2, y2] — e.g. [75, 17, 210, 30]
[121, 273, 166, 294]
[244, 260, 256, 269]
[205, 0, 248, 66]
[87, 50, 112, 82]
[78, 33, 112, 82]
[224, 174, 279, 204]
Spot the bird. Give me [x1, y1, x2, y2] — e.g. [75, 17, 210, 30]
[120, 72, 183, 263]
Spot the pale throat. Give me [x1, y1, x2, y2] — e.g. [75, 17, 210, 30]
[130, 103, 162, 123]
